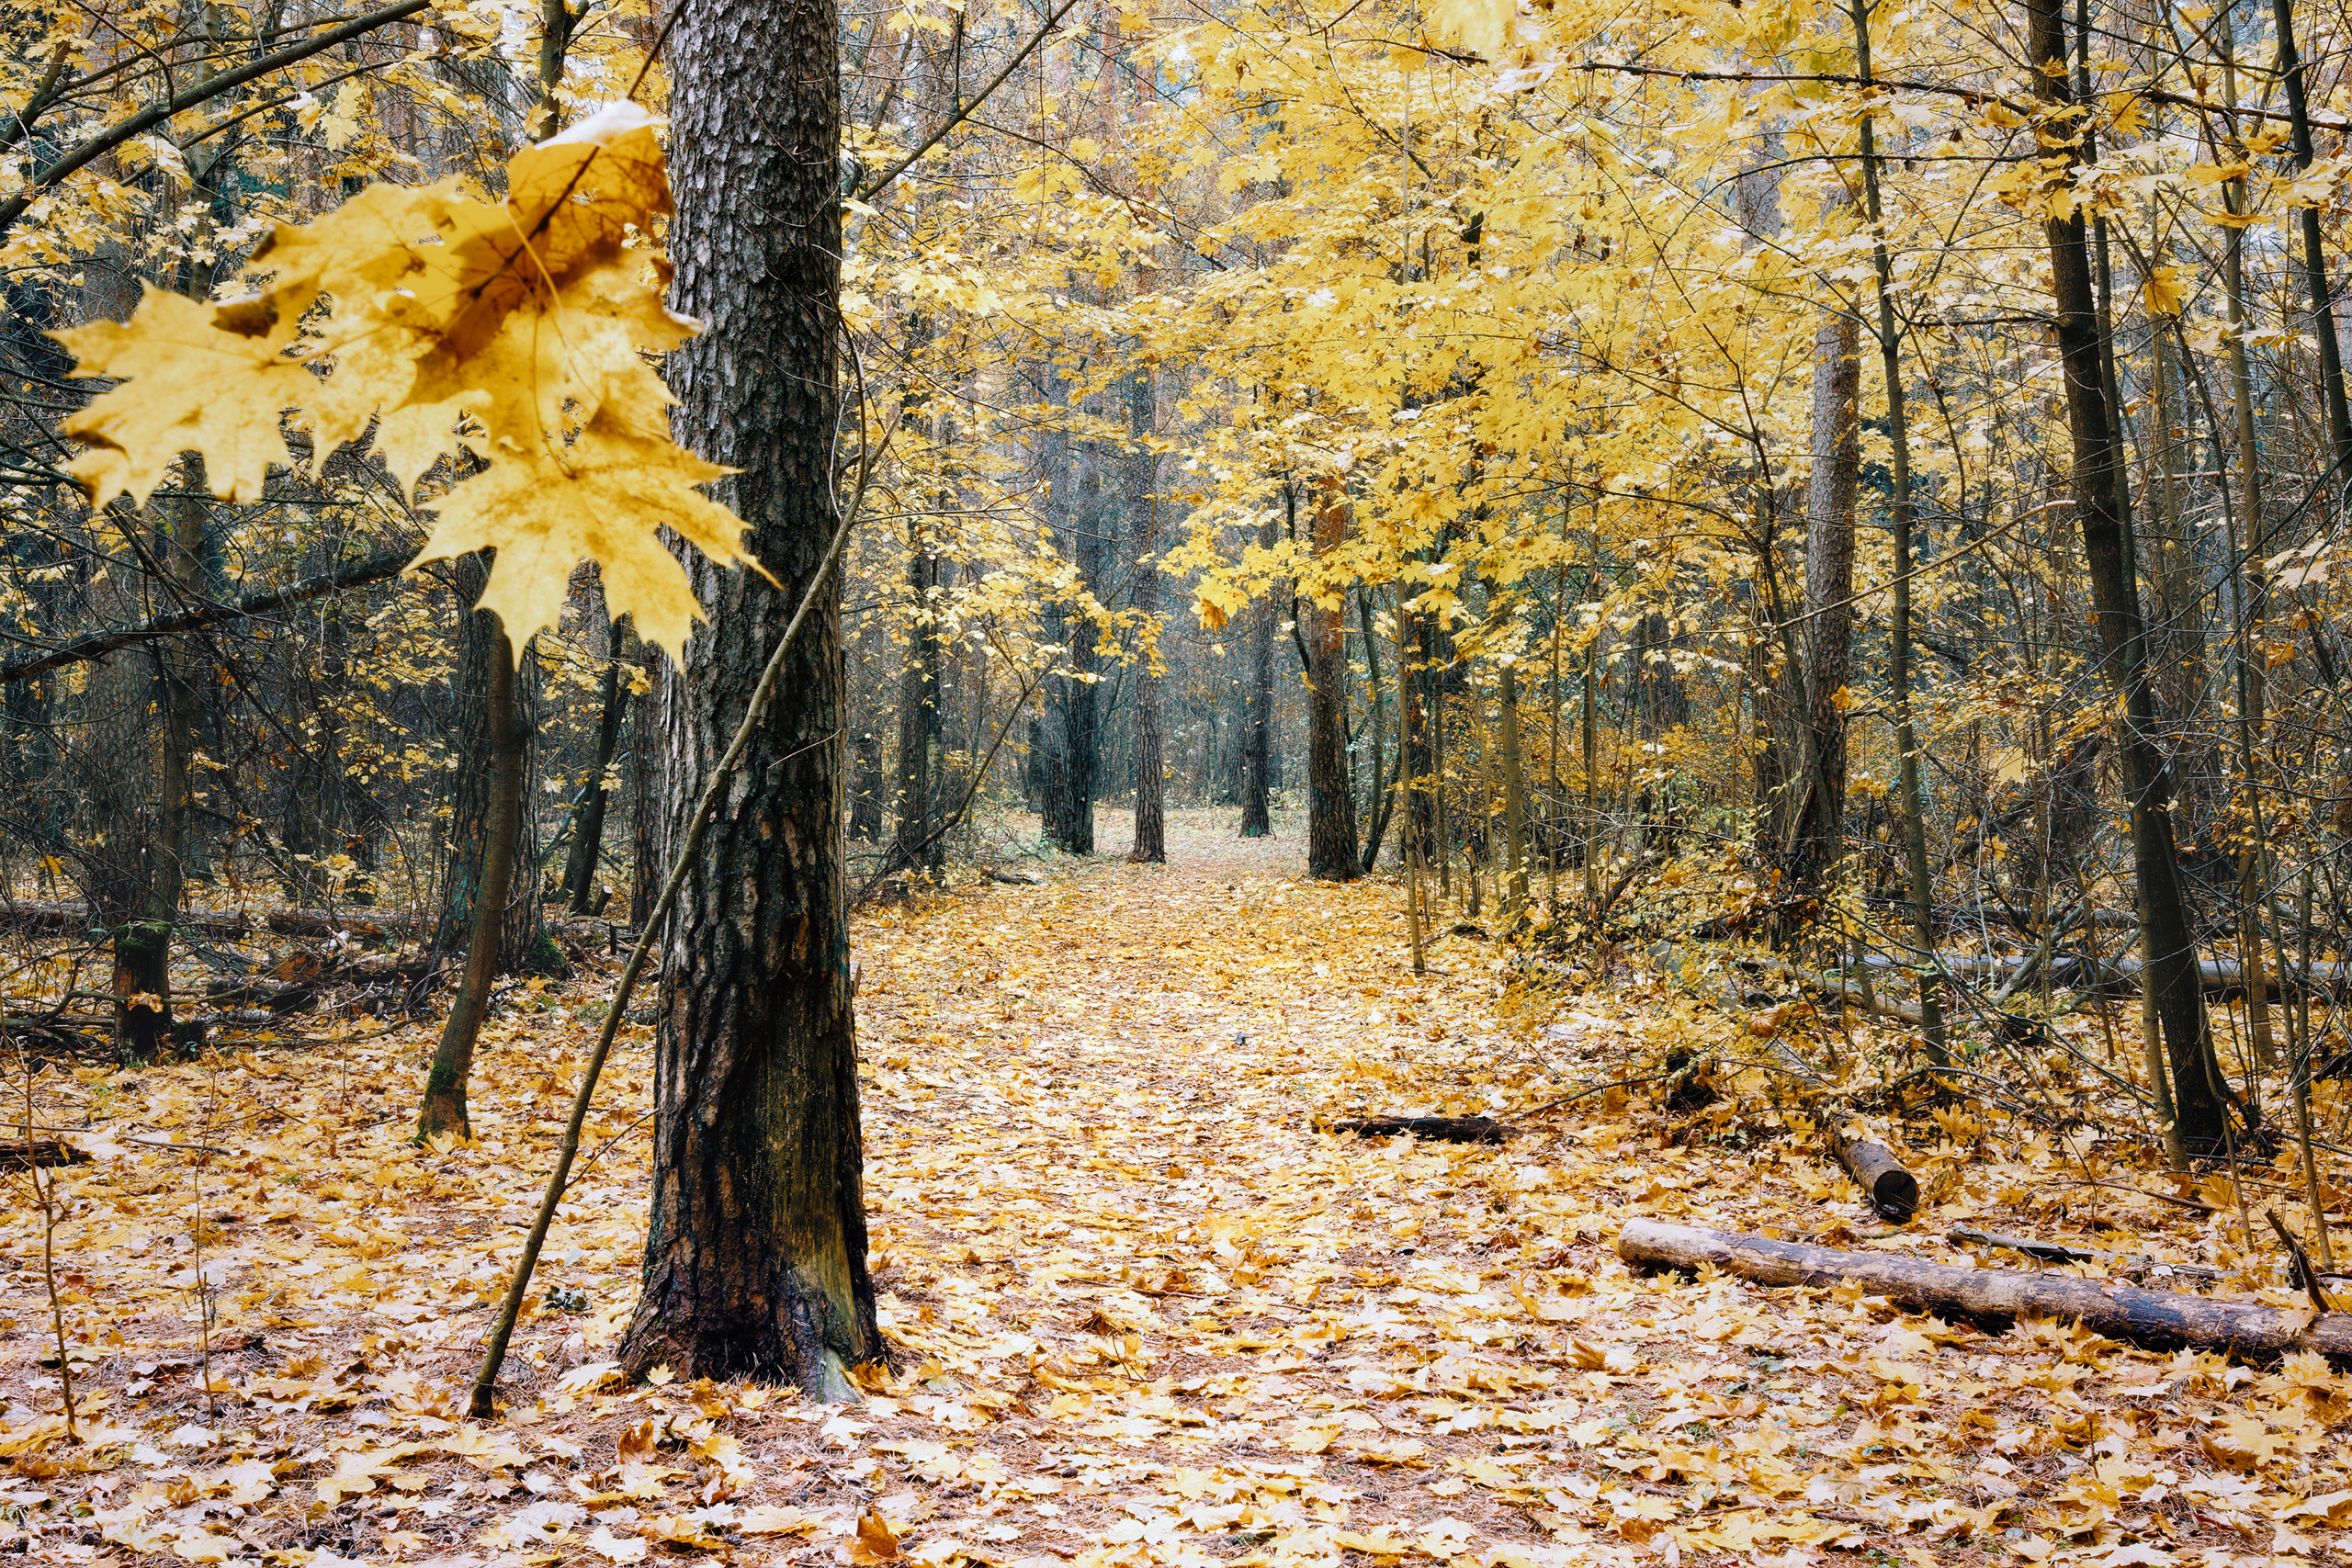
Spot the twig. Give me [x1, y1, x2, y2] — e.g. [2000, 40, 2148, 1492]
[854, 0, 1090, 202]
[469, 361, 891, 1420]
[11, 1021, 77, 1441]
[2266, 1207, 2335, 1314]
[1513, 1072, 1675, 1119]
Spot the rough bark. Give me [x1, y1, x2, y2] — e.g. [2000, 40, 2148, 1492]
[1620, 1219, 2352, 1362]
[1779, 310, 1860, 908]
[617, 0, 879, 1393]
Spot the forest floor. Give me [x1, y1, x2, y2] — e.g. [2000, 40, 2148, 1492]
[0, 806, 2344, 1568]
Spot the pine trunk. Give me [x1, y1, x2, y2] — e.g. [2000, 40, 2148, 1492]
[617, 0, 879, 1391]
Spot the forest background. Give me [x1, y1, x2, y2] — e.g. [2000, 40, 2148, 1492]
[4, 0, 2352, 1558]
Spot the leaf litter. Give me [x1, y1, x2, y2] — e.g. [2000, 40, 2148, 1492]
[0, 807, 2343, 1567]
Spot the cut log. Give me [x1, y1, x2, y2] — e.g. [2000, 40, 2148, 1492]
[1826, 1122, 1919, 1223]
[1618, 1218, 2352, 1361]
[1326, 1115, 1519, 1144]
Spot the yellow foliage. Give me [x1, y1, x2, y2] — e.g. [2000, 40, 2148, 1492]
[52, 103, 753, 661]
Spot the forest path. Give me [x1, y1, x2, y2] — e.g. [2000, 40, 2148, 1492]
[840, 813, 2345, 1567]
[0, 812, 2339, 1566]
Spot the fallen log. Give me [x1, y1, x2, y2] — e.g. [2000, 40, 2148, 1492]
[1854, 950, 2352, 998]
[1787, 961, 1925, 1027]
[0, 900, 427, 940]
[0, 1139, 91, 1170]
[1826, 1122, 1919, 1223]
[1619, 1218, 2352, 1361]
[204, 952, 431, 1012]
[0, 899, 621, 947]
[1326, 1115, 1519, 1144]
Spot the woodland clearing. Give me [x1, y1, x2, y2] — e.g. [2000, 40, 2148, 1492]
[0, 810, 2344, 1568]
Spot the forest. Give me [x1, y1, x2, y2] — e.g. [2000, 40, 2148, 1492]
[3, 0, 2352, 1560]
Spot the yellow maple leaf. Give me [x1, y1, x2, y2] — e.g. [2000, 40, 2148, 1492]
[55, 288, 301, 507]
[1427, 0, 1515, 59]
[52, 101, 752, 661]
[849, 1509, 900, 1565]
[415, 411, 746, 658]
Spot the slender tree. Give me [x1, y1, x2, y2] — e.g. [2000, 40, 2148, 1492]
[1128, 367, 1166, 863]
[1303, 480, 1358, 875]
[562, 612, 634, 915]
[2024, 0, 2226, 1155]
[1238, 509, 1278, 838]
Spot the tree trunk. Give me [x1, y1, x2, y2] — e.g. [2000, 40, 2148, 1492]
[617, 0, 878, 1393]
[1239, 512, 1277, 839]
[2025, 0, 2225, 1156]
[1850, 0, 1949, 1063]
[435, 554, 545, 972]
[1499, 660, 1525, 914]
[848, 728, 885, 842]
[1779, 310, 1859, 911]
[2270, 0, 2352, 482]
[1304, 484, 1356, 875]
[1127, 367, 1165, 864]
[628, 652, 661, 928]
[893, 523, 943, 876]
[418, 637, 522, 1139]
[134, 478, 207, 1056]
[1581, 646, 1600, 908]
[562, 614, 633, 914]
